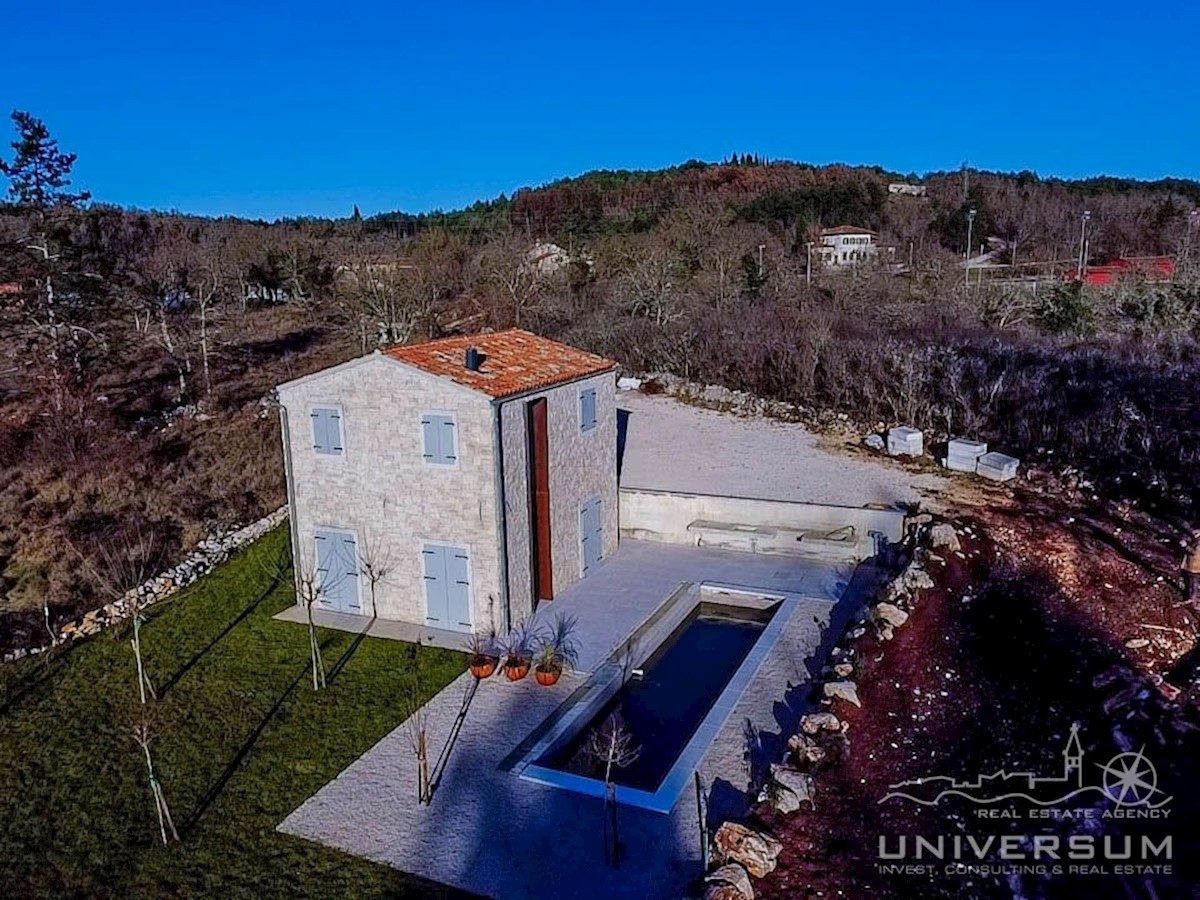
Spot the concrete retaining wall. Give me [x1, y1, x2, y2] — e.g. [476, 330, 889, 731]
[618, 488, 905, 561]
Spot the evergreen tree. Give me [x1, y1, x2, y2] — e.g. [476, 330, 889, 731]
[0, 111, 96, 412]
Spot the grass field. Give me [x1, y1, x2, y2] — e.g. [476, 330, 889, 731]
[0, 526, 468, 899]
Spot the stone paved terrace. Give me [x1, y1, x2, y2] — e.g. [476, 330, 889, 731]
[280, 541, 874, 899]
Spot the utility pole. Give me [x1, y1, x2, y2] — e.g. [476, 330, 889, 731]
[1185, 210, 1200, 268]
[964, 207, 977, 286]
[1077, 210, 1091, 279]
[908, 239, 914, 269]
[806, 241, 814, 286]
[757, 244, 765, 279]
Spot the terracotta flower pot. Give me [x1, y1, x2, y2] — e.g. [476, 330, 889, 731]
[535, 666, 562, 686]
[504, 659, 531, 681]
[469, 655, 497, 679]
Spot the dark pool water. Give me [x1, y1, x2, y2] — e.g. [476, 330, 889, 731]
[542, 602, 772, 792]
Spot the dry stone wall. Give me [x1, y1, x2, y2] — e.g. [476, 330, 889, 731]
[2, 506, 288, 664]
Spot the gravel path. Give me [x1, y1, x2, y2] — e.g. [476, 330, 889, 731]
[619, 392, 944, 506]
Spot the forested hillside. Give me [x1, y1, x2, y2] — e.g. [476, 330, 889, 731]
[3, 115, 1200, 649]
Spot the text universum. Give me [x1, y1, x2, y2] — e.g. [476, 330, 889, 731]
[879, 834, 1172, 861]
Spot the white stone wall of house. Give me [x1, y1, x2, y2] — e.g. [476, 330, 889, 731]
[500, 371, 619, 621]
[279, 355, 504, 634]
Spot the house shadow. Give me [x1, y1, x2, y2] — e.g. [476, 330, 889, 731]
[158, 567, 286, 698]
[616, 407, 631, 481]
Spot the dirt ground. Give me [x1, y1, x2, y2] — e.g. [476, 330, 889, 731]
[747, 452, 1200, 900]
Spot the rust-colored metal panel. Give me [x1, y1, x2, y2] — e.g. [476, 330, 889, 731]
[529, 398, 554, 601]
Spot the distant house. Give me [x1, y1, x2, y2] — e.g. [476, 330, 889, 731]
[276, 329, 619, 636]
[888, 183, 927, 197]
[0, 282, 23, 296]
[818, 225, 884, 266]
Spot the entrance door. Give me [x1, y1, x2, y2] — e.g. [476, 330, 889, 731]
[422, 543, 473, 632]
[314, 529, 361, 613]
[527, 398, 554, 602]
[580, 496, 604, 577]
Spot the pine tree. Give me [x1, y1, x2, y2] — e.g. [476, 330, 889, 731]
[0, 111, 95, 412]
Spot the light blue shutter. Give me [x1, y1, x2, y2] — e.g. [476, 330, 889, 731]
[314, 531, 335, 606]
[328, 410, 344, 453]
[445, 549, 472, 629]
[439, 417, 457, 463]
[581, 497, 603, 575]
[311, 409, 328, 452]
[422, 544, 448, 624]
[580, 389, 597, 431]
[422, 414, 457, 464]
[339, 534, 360, 611]
[421, 415, 437, 462]
[312, 408, 343, 455]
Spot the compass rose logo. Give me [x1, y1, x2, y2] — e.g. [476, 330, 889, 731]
[881, 725, 1172, 809]
[1099, 749, 1161, 806]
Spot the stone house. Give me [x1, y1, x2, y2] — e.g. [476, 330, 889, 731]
[276, 329, 619, 636]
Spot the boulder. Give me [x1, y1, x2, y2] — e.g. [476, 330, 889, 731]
[712, 822, 782, 879]
[800, 712, 842, 734]
[833, 662, 854, 678]
[864, 433, 885, 451]
[705, 862, 754, 899]
[903, 566, 935, 591]
[787, 732, 827, 766]
[927, 523, 961, 552]
[873, 602, 909, 628]
[770, 764, 816, 810]
[823, 680, 861, 707]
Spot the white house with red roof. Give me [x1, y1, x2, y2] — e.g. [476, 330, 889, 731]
[275, 330, 618, 636]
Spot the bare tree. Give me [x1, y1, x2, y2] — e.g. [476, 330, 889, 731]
[585, 713, 641, 868]
[402, 639, 432, 804]
[293, 551, 328, 691]
[333, 261, 420, 352]
[617, 238, 685, 326]
[68, 528, 166, 704]
[478, 233, 548, 327]
[356, 531, 396, 619]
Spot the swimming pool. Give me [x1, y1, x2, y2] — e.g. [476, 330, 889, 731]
[513, 584, 798, 814]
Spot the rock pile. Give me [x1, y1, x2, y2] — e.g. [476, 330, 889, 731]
[699, 517, 949, 896]
[2, 506, 289, 664]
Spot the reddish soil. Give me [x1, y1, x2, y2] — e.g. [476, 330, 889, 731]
[751, 483, 1200, 900]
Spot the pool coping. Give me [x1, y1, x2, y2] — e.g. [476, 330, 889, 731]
[514, 581, 807, 815]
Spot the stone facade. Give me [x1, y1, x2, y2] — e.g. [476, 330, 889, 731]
[279, 353, 618, 634]
[499, 372, 619, 621]
[280, 354, 503, 633]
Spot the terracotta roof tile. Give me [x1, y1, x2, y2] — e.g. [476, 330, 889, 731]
[384, 329, 616, 399]
[820, 225, 877, 236]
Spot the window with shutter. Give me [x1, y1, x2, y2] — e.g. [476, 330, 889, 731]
[580, 388, 597, 432]
[421, 412, 458, 465]
[311, 406, 344, 455]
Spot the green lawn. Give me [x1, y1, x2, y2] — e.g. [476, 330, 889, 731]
[0, 527, 467, 899]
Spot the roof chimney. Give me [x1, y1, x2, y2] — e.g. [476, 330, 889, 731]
[465, 346, 482, 372]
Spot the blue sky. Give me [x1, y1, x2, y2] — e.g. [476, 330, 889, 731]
[3, 1, 1197, 220]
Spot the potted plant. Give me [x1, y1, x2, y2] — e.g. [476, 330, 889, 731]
[499, 620, 534, 682]
[464, 632, 499, 680]
[534, 613, 580, 686]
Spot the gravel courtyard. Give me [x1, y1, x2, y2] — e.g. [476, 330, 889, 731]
[617, 391, 944, 506]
